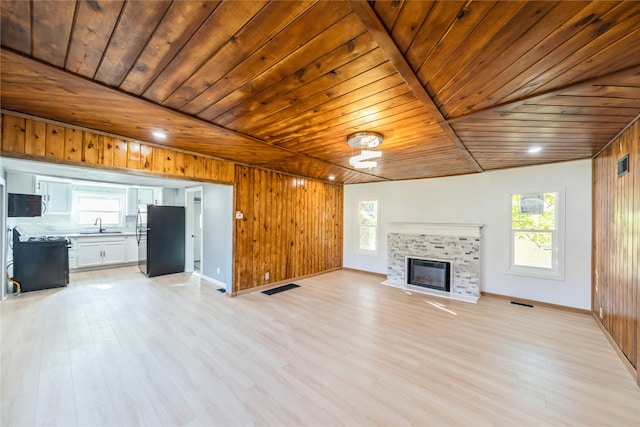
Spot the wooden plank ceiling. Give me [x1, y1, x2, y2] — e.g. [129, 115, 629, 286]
[1, 0, 639, 184]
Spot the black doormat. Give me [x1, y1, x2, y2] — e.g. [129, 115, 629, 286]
[262, 283, 300, 295]
[216, 288, 226, 293]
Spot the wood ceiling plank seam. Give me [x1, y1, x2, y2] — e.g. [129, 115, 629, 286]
[533, 27, 640, 95]
[0, 48, 302, 165]
[511, 103, 640, 117]
[141, 1, 268, 103]
[281, 112, 448, 152]
[372, 0, 405, 33]
[198, 13, 370, 122]
[593, 112, 640, 158]
[119, 1, 220, 95]
[389, 0, 433, 55]
[273, 101, 429, 148]
[90, 0, 129, 81]
[259, 153, 389, 183]
[446, 65, 640, 123]
[268, 90, 418, 144]
[348, 0, 483, 172]
[230, 49, 394, 133]
[404, 0, 472, 73]
[468, 112, 631, 124]
[437, 0, 576, 117]
[31, 0, 76, 68]
[0, 0, 31, 55]
[94, 0, 174, 87]
[421, 0, 529, 104]
[231, 51, 394, 133]
[457, 1, 623, 115]
[542, 94, 640, 108]
[493, 1, 640, 105]
[182, 1, 353, 117]
[64, 0, 125, 78]
[257, 77, 411, 141]
[161, 1, 317, 110]
[212, 31, 379, 127]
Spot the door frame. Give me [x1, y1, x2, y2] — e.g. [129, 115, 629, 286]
[184, 186, 203, 275]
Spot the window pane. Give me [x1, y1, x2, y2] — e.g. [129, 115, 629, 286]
[78, 211, 121, 225]
[358, 201, 378, 226]
[77, 197, 120, 212]
[513, 231, 552, 269]
[512, 193, 556, 230]
[359, 226, 376, 251]
[357, 200, 378, 253]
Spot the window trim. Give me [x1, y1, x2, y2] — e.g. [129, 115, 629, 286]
[506, 187, 566, 281]
[355, 198, 380, 256]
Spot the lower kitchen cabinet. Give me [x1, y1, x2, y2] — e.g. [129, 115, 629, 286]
[75, 237, 126, 268]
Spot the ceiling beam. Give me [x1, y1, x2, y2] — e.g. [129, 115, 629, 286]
[348, 0, 483, 173]
[446, 64, 640, 124]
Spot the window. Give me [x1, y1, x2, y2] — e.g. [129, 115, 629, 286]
[73, 191, 125, 226]
[356, 199, 379, 255]
[509, 190, 564, 280]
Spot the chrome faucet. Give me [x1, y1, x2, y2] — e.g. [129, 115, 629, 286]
[94, 217, 105, 233]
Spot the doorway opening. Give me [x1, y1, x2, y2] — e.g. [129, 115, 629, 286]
[185, 187, 203, 275]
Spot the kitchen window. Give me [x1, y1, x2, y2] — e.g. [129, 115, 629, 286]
[508, 189, 565, 280]
[73, 191, 125, 226]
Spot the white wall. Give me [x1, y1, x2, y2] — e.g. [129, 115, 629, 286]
[201, 184, 233, 290]
[344, 160, 592, 309]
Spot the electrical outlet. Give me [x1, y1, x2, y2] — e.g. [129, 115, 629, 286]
[265, 272, 270, 281]
[216, 267, 220, 275]
[599, 306, 603, 319]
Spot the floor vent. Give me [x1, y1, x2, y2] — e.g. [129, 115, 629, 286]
[262, 283, 300, 295]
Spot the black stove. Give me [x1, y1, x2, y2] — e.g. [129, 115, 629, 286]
[11, 229, 69, 292]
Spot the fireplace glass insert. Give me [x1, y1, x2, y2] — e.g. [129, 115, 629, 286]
[407, 258, 451, 292]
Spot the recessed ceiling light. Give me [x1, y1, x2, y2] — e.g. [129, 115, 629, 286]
[528, 146, 543, 154]
[328, 175, 335, 181]
[152, 130, 167, 140]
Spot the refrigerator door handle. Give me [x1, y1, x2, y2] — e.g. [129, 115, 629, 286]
[135, 210, 141, 244]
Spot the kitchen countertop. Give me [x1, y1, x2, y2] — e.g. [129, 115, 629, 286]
[66, 231, 136, 237]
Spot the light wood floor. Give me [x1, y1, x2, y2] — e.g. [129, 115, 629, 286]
[1, 267, 639, 426]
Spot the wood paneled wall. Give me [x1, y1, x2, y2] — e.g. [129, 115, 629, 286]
[592, 118, 639, 385]
[234, 165, 343, 292]
[1, 112, 346, 295]
[0, 112, 235, 182]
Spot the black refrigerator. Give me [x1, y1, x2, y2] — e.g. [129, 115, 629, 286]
[137, 205, 185, 277]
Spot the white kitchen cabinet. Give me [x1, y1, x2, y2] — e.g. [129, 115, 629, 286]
[139, 188, 155, 205]
[7, 172, 35, 194]
[75, 237, 126, 268]
[126, 187, 162, 215]
[125, 235, 138, 263]
[36, 179, 71, 215]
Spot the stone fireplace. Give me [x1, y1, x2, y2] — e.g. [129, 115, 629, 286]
[383, 222, 483, 303]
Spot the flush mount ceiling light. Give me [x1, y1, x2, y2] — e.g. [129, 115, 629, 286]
[152, 130, 167, 140]
[349, 149, 382, 169]
[347, 131, 383, 149]
[528, 146, 543, 154]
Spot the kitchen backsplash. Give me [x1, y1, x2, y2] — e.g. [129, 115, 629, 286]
[7, 215, 137, 237]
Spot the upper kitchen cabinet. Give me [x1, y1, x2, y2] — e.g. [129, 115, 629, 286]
[125, 187, 162, 215]
[6, 172, 35, 194]
[36, 178, 72, 215]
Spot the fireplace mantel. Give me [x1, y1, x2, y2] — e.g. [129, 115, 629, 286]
[387, 222, 483, 238]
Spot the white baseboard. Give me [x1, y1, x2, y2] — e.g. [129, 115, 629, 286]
[199, 274, 227, 290]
